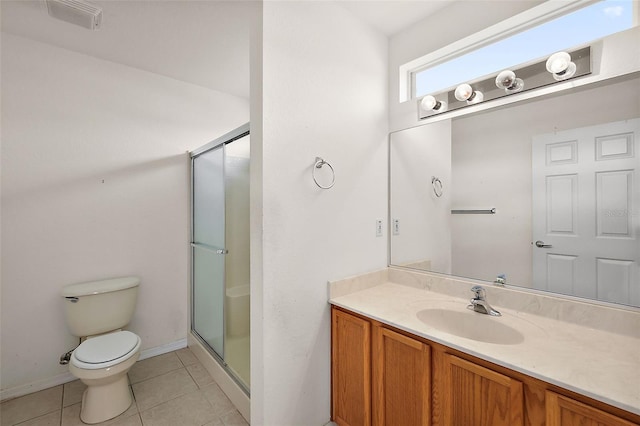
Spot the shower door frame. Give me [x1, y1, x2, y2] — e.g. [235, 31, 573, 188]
[190, 122, 250, 395]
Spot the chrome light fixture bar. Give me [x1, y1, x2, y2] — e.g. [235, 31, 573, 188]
[418, 46, 591, 120]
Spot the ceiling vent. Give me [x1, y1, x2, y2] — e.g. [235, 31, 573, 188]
[46, 0, 103, 30]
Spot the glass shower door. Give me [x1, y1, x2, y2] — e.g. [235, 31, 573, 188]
[192, 145, 226, 358]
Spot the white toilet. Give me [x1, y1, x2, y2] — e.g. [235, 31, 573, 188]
[61, 277, 142, 424]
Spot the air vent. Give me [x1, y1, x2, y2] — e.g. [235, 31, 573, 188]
[46, 0, 103, 30]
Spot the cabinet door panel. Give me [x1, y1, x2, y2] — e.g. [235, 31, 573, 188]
[546, 391, 638, 426]
[332, 308, 371, 426]
[444, 354, 524, 426]
[373, 326, 430, 426]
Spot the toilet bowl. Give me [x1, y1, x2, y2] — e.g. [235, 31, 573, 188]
[69, 331, 141, 424]
[61, 277, 142, 424]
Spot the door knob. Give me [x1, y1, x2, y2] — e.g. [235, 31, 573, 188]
[535, 240, 552, 248]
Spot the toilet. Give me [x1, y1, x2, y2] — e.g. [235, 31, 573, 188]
[61, 277, 142, 424]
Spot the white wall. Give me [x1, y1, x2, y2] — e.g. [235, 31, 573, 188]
[252, 2, 388, 424]
[389, 1, 543, 131]
[0, 34, 249, 397]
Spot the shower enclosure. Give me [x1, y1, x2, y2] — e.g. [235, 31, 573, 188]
[191, 123, 250, 393]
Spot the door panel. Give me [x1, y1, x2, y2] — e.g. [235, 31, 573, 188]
[443, 354, 524, 426]
[332, 308, 371, 426]
[546, 391, 637, 426]
[596, 170, 633, 237]
[372, 326, 430, 426]
[547, 254, 577, 296]
[532, 119, 640, 305]
[192, 145, 226, 358]
[546, 174, 577, 234]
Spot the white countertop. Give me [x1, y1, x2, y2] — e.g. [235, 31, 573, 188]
[330, 281, 640, 415]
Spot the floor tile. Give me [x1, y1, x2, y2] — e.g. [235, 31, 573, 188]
[62, 380, 85, 407]
[61, 399, 138, 426]
[139, 390, 216, 426]
[15, 410, 61, 426]
[0, 386, 62, 426]
[220, 410, 249, 426]
[106, 414, 143, 426]
[203, 419, 224, 426]
[186, 362, 214, 388]
[132, 368, 198, 412]
[175, 348, 198, 366]
[128, 353, 183, 384]
[200, 384, 237, 417]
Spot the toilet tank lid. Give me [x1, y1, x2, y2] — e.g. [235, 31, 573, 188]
[61, 276, 140, 297]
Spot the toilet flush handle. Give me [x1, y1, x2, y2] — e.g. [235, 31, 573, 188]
[65, 296, 79, 303]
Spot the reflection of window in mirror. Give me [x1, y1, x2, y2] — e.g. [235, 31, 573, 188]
[409, 0, 635, 99]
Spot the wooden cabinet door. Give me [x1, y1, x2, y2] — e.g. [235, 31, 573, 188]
[442, 354, 524, 426]
[332, 308, 371, 426]
[546, 391, 638, 426]
[372, 326, 431, 426]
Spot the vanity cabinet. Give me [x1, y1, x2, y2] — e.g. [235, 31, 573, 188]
[331, 306, 640, 426]
[546, 391, 638, 426]
[372, 326, 431, 425]
[439, 354, 523, 425]
[331, 308, 371, 426]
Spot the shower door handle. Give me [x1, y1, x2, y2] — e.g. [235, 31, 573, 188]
[191, 243, 228, 255]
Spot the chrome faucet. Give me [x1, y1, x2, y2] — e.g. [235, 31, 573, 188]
[468, 286, 501, 316]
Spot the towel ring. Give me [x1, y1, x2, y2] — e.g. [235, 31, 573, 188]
[313, 157, 335, 189]
[432, 176, 443, 197]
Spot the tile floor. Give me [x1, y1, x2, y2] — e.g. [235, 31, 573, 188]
[0, 348, 249, 426]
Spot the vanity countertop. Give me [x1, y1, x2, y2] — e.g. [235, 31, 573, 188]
[329, 272, 640, 415]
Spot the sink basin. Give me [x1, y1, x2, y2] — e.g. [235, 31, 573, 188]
[416, 308, 524, 345]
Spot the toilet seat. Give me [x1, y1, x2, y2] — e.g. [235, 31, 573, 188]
[71, 331, 141, 370]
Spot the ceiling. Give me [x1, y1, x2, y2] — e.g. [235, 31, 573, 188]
[1, 0, 451, 99]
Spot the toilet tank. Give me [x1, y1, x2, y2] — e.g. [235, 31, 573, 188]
[62, 277, 140, 337]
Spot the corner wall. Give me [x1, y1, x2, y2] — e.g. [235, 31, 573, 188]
[252, 2, 388, 424]
[0, 34, 249, 397]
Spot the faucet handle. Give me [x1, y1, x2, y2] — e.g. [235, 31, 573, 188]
[470, 285, 485, 299]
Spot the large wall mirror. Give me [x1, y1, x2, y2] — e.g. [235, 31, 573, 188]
[390, 73, 640, 308]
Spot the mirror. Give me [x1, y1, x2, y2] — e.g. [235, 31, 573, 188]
[390, 74, 640, 308]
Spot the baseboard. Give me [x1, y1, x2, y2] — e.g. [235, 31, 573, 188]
[139, 338, 187, 361]
[188, 332, 250, 423]
[0, 371, 77, 402]
[1, 337, 188, 402]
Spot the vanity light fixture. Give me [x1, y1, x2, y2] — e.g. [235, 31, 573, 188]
[420, 95, 448, 113]
[545, 51, 577, 81]
[417, 46, 590, 121]
[495, 70, 524, 93]
[454, 83, 484, 105]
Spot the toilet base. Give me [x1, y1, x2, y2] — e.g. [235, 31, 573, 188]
[80, 375, 132, 424]
[69, 349, 140, 424]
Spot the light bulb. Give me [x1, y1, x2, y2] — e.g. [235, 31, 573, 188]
[420, 95, 447, 112]
[495, 70, 524, 93]
[546, 52, 577, 81]
[455, 83, 483, 105]
[454, 84, 473, 102]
